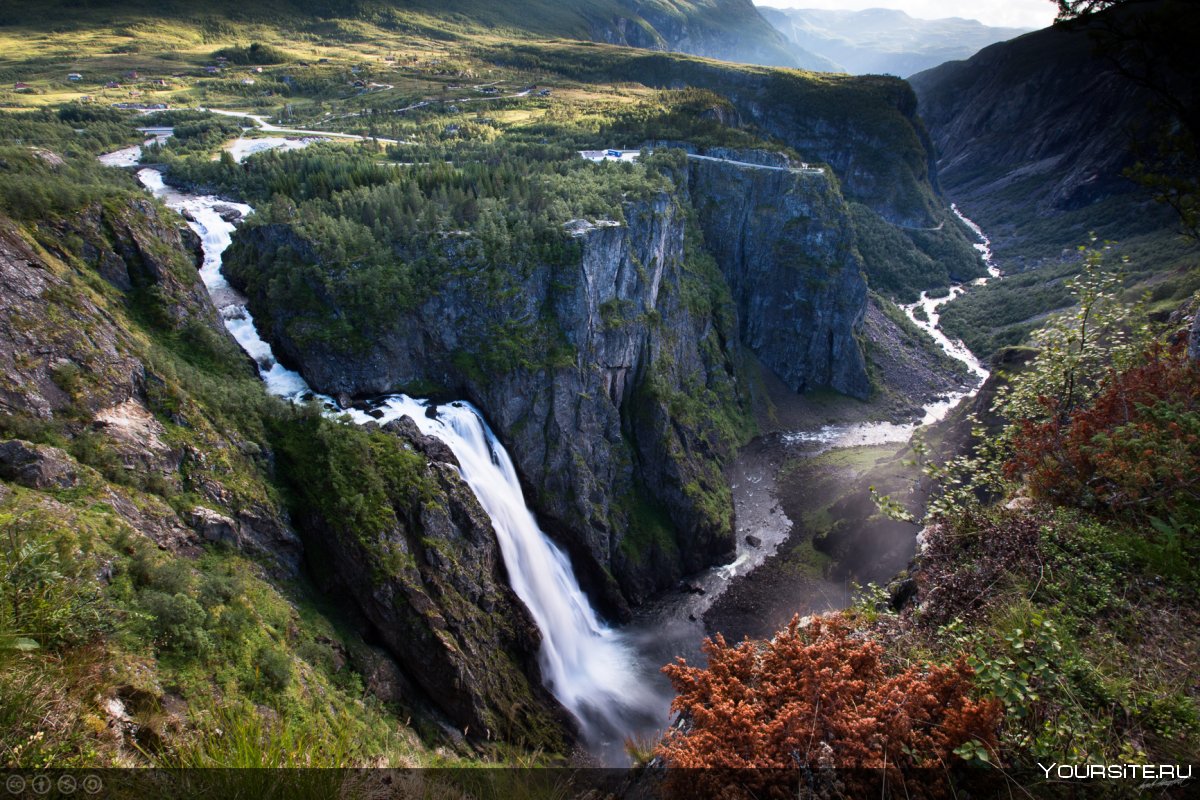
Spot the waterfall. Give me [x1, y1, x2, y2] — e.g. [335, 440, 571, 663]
[345, 397, 657, 743]
[130, 161, 654, 750]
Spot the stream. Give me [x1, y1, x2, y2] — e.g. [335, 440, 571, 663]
[782, 204, 1001, 454]
[107, 140, 664, 763]
[102, 137, 1000, 766]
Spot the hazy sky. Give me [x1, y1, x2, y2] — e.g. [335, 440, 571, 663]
[754, 0, 1058, 29]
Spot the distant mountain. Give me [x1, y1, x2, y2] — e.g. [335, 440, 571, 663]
[591, 0, 835, 69]
[758, 6, 1030, 76]
[907, 12, 1167, 261]
[908, 0, 1199, 359]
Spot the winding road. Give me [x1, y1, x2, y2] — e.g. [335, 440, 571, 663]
[582, 149, 826, 174]
[203, 108, 403, 145]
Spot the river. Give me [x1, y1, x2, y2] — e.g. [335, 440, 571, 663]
[103, 138, 999, 766]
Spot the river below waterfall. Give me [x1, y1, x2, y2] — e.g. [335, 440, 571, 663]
[627, 203, 1004, 684]
[104, 138, 1000, 767]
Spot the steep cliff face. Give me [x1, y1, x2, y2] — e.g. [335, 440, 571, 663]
[228, 179, 749, 609]
[907, 11, 1166, 262]
[685, 150, 870, 398]
[272, 415, 565, 747]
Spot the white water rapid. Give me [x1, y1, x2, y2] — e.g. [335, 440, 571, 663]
[115, 147, 653, 755]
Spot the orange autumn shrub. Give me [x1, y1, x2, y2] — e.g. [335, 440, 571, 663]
[1007, 342, 1200, 523]
[655, 615, 1002, 797]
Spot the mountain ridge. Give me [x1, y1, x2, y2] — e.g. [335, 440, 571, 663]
[760, 6, 1030, 76]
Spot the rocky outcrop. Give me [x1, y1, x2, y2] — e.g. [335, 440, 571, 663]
[46, 198, 214, 330]
[0, 215, 144, 419]
[685, 150, 870, 398]
[0, 439, 79, 489]
[290, 420, 565, 747]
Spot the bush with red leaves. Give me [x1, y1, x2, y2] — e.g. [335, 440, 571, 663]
[1007, 342, 1200, 524]
[655, 615, 1003, 798]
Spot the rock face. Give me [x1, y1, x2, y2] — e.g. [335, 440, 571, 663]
[0, 439, 79, 489]
[0, 214, 144, 419]
[685, 150, 870, 398]
[907, 5, 1177, 262]
[231, 188, 744, 609]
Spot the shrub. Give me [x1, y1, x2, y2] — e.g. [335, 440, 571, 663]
[1008, 341, 1200, 526]
[140, 591, 212, 657]
[253, 646, 292, 693]
[656, 614, 1002, 797]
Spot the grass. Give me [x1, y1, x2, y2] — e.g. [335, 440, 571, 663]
[941, 227, 1200, 359]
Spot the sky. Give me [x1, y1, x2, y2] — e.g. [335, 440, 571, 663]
[753, 0, 1058, 30]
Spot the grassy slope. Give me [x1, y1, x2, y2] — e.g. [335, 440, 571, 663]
[0, 199, 432, 770]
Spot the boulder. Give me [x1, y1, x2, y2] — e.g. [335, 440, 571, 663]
[187, 506, 241, 546]
[383, 416, 459, 467]
[0, 439, 79, 489]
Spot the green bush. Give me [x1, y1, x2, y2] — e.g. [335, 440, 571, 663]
[140, 590, 213, 657]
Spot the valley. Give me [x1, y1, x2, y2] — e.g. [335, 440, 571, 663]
[0, 0, 1197, 795]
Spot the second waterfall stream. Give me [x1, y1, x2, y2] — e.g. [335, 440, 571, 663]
[134, 164, 662, 754]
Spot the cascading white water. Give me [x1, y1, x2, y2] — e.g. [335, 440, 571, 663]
[136, 168, 320, 404]
[344, 397, 658, 743]
[951, 202, 1002, 280]
[127, 155, 656, 751]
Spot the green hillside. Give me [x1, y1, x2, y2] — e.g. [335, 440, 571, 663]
[0, 0, 806, 68]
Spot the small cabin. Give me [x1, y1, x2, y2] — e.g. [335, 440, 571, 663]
[153, 79, 167, 87]
[204, 66, 220, 75]
[67, 73, 82, 81]
[126, 70, 139, 79]
[105, 81, 120, 89]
